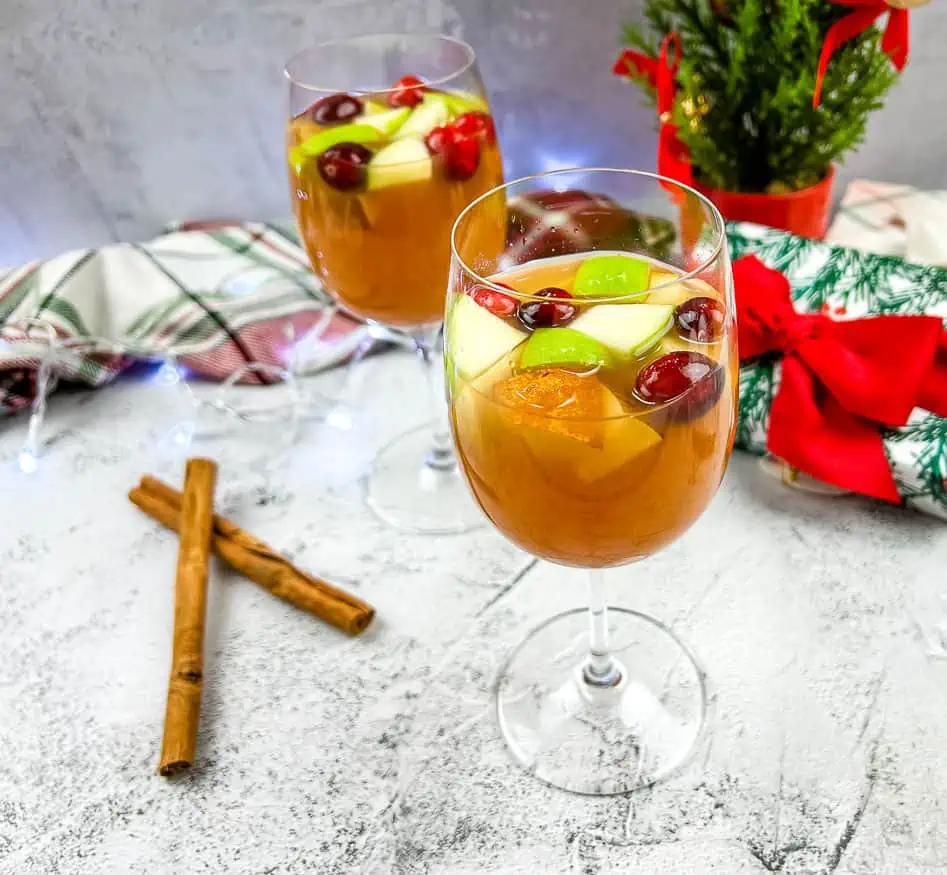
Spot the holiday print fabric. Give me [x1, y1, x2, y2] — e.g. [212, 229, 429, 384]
[729, 221, 947, 520]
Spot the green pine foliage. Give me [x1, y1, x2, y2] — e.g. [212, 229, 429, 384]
[885, 413, 947, 512]
[622, 0, 898, 193]
[736, 362, 776, 453]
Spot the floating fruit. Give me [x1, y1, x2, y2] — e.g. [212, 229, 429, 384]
[366, 138, 433, 190]
[494, 369, 607, 437]
[362, 99, 390, 116]
[471, 285, 518, 319]
[634, 351, 724, 421]
[444, 137, 480, 181]
[492, 369, 662, 479]
[452, 111, 495, 143]
[573, 254, 651, 298]
[358, 107, 411, 137]
[388, 75, 426, 108]
[395, 94, 451, 139]
[569, 303, 673, 359]
[307, 93, 364, 125]
[675, 297, 725, 343]
[448, 292, 526, 380]
[519, 327, 614, 371]
[440, 90, 490, 115]
[289, 123, 381, 169]
[648, 268, 678, 288]
[644, 280, 693, 308]
[424, 124, 457, 155]
[316, 143, 373, 191]
[517, 287, 577, 330]
[647, 274, 721, 306]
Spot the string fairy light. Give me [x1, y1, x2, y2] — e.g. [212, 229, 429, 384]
[0, 241, 421, 473]
[1, 316, 359, 474]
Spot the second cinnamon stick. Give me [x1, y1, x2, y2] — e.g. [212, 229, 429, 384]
[130, 475, 374, 636]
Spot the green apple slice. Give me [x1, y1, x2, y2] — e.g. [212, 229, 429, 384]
[394, 95, 451, 139]
[644, 281, 691, 307]
[573, 254, 651, 299]
[519, 327, 615, 371]
[570, 303, 673, 359]
[366, 138, 433, 190]
[646, 276, 720, 306]
[448, 293, 527, 380]
[362, 99, 390, 116]
[357, 106, 410, 137]
[440, 90, 490, 116]
[288, 123, 382, 169]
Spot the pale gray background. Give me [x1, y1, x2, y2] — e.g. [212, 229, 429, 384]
[2, 0, 945, 266]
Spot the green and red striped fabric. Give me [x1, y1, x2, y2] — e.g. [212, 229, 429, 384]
[0, 221, 365, 415]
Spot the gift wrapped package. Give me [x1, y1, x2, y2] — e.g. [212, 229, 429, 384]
[728, 222, 947, 520]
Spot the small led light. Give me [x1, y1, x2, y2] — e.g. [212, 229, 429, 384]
[170, 423, 194, 447]
[326, 406, 353, 431]
[155, 361, 181, 385]
[18, 448, 38, 474]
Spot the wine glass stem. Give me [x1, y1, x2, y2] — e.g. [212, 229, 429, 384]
[584, 569, 622, 688]
[415, 327, 455, 472]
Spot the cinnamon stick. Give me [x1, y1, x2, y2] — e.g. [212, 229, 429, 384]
[129, 475, 374, 637]
[158, 458, 217, 777]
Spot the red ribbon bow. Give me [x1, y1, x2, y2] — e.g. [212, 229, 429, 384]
[734, 256, 947, 502]
[613, 34, 693, 186]
[813, 1, 910, 106]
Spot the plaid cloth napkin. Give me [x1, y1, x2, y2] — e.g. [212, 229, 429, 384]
[0, 220, 365, 417]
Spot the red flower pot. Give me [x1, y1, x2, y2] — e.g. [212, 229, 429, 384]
[692, 167, 835, 239]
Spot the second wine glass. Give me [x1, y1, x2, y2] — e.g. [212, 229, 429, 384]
[285, 33, 504, 533]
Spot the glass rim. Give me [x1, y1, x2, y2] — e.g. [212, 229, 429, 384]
[450, 167, 728, 304]
[284, 32, 477, 95]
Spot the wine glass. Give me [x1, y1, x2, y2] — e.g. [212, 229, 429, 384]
[446, 168, 737, 794]
[285, 33, 505, 533]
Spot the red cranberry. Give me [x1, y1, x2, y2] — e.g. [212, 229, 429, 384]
[676, 297, 725, 343]
[316, 143, 373, 191]
[424, 125, 457, 155]
[517, 287, 577, 330]
[444, 138, 481, 181]
[634, 351, 724, 422]
[388, 75, 426, 108]
[452, 111, 495, 144]
[472, 285, 518, 318]
[306, 93, 364, 126]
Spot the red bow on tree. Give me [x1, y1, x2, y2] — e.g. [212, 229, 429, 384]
[813, 0, 913, 107]
[734, 255, 947, 502]
[612, 33, 692, 186]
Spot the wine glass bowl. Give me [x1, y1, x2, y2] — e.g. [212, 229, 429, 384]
[286, 34, 504, 329]
[285, 33, 505, 534]
[446, 169, 737, 793]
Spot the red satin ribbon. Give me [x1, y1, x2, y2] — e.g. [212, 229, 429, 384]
[734, 255, 947, 502]
[613, 33, 693, 186]
[813, 1, 910, 106]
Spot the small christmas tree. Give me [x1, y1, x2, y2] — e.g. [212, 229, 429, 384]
[619, 0, 921, 194]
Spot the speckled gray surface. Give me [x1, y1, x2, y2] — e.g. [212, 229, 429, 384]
[2, 348, 947, 874]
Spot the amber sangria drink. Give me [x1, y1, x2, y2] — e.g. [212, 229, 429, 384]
[285, 34, 504, 533]
[447, 169, 736, 794]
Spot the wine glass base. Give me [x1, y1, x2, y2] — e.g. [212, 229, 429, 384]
[364, 424, 485, 535]
[496, 607, 707, 795]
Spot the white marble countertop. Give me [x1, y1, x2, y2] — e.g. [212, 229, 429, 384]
[2, 347, 947, 875]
